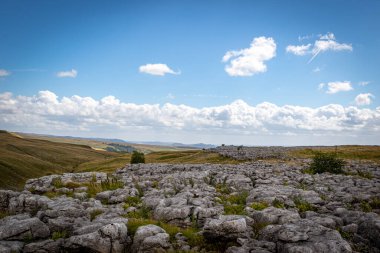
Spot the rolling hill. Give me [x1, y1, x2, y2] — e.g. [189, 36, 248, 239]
[0, 130, 122, 190]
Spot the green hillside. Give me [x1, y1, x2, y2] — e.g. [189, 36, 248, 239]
[0, 130, 121, 190]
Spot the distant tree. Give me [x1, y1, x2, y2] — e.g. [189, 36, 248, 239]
[130, 151, 145, 164]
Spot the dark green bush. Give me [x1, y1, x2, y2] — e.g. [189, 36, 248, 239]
[309, 152, 345, 174]
[130, 151, 145, 164]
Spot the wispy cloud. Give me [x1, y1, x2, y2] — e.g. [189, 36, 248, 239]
[319, 81, 353, 94]
[286, 44, 311, 56]
[222, 36, 276, 76]
[139, 63, 180, 76]
[286, 33, 352, 63]
[358, 81, 370, 86]
[355, 93, 374, 106]
[313, 67, 321, 73]
[57, 69, 77, 78]
[0, 69, 11, 77]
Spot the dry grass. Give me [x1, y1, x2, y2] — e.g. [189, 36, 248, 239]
[290, 146, 380, 163]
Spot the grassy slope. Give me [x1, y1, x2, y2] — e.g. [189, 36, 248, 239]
[290, 145, 380, 163]
[77, 150, 241, 173]
[0, 131, 121, 190]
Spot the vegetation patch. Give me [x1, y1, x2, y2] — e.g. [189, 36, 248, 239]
[0, 211, 9, 219]
[124, 206, 152, 219]
[51, 231, 67, 240]
[272, 198, 285, 209]
[250, 201, 269, 211]
[309, 152, 345, 174]
[90, 209, 104, 221]
[51, 177, 64, 188]
[356, 170, 374, 179]
[293, 197, 316, 213]
[86, 176, 124, 198]
[131, 151, 145, 164]
[252, 221, 270, 239]
[220, 191, 249, 215]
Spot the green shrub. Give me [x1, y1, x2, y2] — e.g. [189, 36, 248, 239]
[224, 191, 248, 205]
[250, 201, 269, 211]
[272, 199, 285, 209]
[65, 181, 81, 189]
[309, 152, 345, 174]
[360, 201, 372, 212]
[125, 206, 152, 219]
[293, 197, 316, 213]
[51, 231, 67, 240]
[86, 176, 124, 198]
[131, 151, 145, 164]
[224, 204, 246, 215]
[51, 177, 64, 188]
[124, 196, 141, 208]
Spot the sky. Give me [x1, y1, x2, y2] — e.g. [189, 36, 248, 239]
[0, 0, 379, 145]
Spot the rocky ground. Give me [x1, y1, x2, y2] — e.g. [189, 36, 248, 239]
[0, 150, 379, 252]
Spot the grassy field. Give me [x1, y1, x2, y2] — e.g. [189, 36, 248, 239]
[77, 150, 242, 173]
[290, 145, 380, 163]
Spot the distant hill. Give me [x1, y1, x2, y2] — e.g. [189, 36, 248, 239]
[0, 130, 121, 190]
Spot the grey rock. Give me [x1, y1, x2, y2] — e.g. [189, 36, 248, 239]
[203, 215, 247, 241]
[0, 215, 50, 241]
[23, 239, 63, 253]
[0, 241, 24, 253]
[132, 224, 171, 253]
[64, 222, 128, 253]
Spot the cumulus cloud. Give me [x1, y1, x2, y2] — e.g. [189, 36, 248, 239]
[1, 91, 379, 144]
[57, 69, 77, 78]
[355, 93, 374, 106]
[286, 33, 352, 63]
[139, 64, 179, 76]
[319, 81, 353, 94]
[0, 69, 11, 77]
[222, 36, 276, 76]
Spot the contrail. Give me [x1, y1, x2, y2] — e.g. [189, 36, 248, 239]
[308, 49, 321, 64]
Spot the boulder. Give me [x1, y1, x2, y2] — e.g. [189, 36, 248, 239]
[132, 224, 171, 253]
[0, 215, 50, 241]
[203, 215, 248, 241]
[64, 222, 128, 253]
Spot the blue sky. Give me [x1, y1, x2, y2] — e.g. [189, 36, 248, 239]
[0, 0, 379, 145]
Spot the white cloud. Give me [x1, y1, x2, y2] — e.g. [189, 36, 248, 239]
[355, 93, 374, 106]
[286, 33, 352, 62]
[139, 64, 179, 76]
[313, 67, 321, 73]
[286, 44, 311, 56]
[222, 36, 276, 76]
[319, 81, 353, 94]
[57, 69, 77, 78]
[0, 69, 11, 77]
[1, 91, 379, 145]
[358, 81, 370, 86]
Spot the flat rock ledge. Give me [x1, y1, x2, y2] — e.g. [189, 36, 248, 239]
[0, 159, 379, 252]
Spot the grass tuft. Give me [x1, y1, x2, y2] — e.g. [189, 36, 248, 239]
[250, 201, 269, 211]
